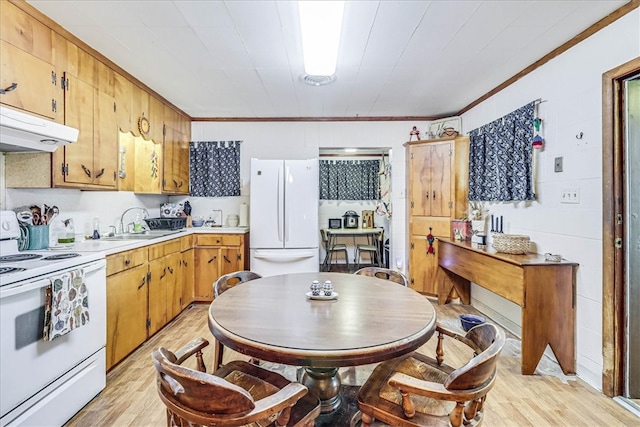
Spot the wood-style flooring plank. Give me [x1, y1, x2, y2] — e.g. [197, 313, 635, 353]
[65, 300, 639, 426]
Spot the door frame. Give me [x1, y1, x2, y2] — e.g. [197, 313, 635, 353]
[602, 56, 640, 397]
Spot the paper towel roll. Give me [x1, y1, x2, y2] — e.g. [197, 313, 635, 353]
[239, 203, 248, 227]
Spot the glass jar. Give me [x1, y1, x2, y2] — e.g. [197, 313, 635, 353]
[58, 218, 75, 244]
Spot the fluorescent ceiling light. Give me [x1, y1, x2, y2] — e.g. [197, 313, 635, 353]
[344, 148, 358, 153]
[299, 1, 344, 76]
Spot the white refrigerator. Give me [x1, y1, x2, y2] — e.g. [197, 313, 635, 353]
[249, 158, 319, 276]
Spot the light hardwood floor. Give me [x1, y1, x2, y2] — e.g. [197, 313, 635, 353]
[66, 299, 639, 426]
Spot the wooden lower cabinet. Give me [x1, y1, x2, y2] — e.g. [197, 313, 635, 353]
[181, 248, 194, 309]
[148, 251, 181, 336]
[194, 234, 247, 302]
[106, 247, 147, 370]
[409, 237, 440, 294]
[106, 233, 245, 369]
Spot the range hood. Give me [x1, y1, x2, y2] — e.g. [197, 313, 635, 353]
[0, 105, 79, 152]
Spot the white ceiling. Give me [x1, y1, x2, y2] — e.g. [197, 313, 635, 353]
[27, 0, 629, 119]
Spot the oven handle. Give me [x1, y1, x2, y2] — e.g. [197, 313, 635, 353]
[0, 259, 106, 299]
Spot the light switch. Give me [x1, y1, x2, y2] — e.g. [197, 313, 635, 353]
[554, 157, 563, 173]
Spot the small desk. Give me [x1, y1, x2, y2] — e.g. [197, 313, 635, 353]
[437, 238, 578, 375]
[208, 272, 435, 415]
[323, 227, 383, 270]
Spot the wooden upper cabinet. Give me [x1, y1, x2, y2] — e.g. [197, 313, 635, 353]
[61, 73, 94, 186]
[0, 40, 57, 119]
[0, 2, 57, 119]
[0, 1, 52, 61]
[162, 105, 189, 195]
[410, 142, 452, 218]
[148, 95, 164, 143]
[130, 84, 149, 138]
[93, 89, 118, 186]
[114, 72, 132, 133]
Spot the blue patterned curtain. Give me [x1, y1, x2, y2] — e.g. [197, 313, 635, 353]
[468, 102, 535, 201]
[319, 160, 380, 200]
[189, 141, 241, 197]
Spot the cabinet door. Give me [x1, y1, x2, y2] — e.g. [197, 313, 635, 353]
[149, 253, 182, 336]
[165, 252, 183, 323]
[409, 236, 439, 295]
[0, 40, 57, 119]
[134, 137, 163, 194]
[181, 248, 194, 309]
[114, 72, 132, 133]
[194, 247, 220, 301]
[429, 143, 452, 217]
[93, 89, 117, 188]
[63, 73, 94, 185]
[106, 265, 148, 370]
[410, 144, 432, 217]
[220, 246, 241, 276]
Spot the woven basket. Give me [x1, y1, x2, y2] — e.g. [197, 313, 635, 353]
[491, 233, 530, 254]
[144, 217, 186, 230]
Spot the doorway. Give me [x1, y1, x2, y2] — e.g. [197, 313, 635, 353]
[602, 57, 640, 408]
[318, 147, 393, 271]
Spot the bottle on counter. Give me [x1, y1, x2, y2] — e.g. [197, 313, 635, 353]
[92, 217, 100, 240]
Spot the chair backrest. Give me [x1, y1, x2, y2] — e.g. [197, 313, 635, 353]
[444, 323, 505, 391]
[213, 270, 262, 297]
[152, 347, 256, 415]
[320, 229, 329, 249]
[354, 267, 409, 287]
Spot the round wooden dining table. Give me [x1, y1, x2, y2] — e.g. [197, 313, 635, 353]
[208, 272, 437, 414]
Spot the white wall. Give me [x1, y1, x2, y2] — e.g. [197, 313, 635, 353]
[460, 10, 640, 390]
[186, 121, 428, 276]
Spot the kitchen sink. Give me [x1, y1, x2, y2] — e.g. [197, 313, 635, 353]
[101, 229, 183, 241]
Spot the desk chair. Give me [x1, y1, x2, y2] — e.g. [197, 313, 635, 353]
[356, 323, 505, 427]
[152, 338, 320, 427]
[321, 229, 349, 271]
[355, 230, 383, 269]
[354, 266, 409, 287]
[213, 271, 262, 369]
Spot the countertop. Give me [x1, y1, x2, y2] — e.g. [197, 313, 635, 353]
[58, 226, 249, 256]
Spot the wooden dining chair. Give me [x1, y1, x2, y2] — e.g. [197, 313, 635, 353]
[152, 337, 321, 427]
[356, 323, 505, 427]
[354, 266, 409, 287]
[212, 270, 262, 369]
[321, 228, 349, 271]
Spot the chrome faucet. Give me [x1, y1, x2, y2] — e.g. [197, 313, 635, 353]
[118, 207, 149, 234]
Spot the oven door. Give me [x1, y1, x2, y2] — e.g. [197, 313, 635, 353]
[0, 259, 106, 419]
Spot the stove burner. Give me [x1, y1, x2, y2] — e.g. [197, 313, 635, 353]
[0, 253, 43, 262]
[0, 266, 27, 275]
[42, 253, 81, 261]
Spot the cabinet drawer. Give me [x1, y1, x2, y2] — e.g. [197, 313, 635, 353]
[148, 238, 182, 260]
[107, 248, 146, 276]
[196, 234, 242, 247]
[180, 235, 194, 252]
[411, 217, 451, 238]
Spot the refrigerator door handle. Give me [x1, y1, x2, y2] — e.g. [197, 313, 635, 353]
[277, 165, 284, 242]
[284, 164, 290, 243]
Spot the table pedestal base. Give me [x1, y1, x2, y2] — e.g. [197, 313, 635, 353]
[300, 367, 342, 413]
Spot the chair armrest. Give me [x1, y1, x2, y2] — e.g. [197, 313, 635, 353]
[243, 383, 310, 424]
[174, 338, 209, 366]
[388, 372, 495, 402]
[436, 324, 476, 350]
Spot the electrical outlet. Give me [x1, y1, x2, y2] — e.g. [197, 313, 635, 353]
[561, 188, 580, 204]
[554, 157, 563, 172]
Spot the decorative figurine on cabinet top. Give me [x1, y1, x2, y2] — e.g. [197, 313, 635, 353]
[409, 126, 421, 141]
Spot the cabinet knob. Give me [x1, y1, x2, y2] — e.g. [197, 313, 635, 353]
[125, 259, 131, 266]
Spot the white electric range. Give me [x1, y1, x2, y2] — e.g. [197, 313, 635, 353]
[0, 210, 107, 427]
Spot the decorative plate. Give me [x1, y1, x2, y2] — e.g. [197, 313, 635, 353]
[306, 291, 339, 301]
[138, 115, 150, 137]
